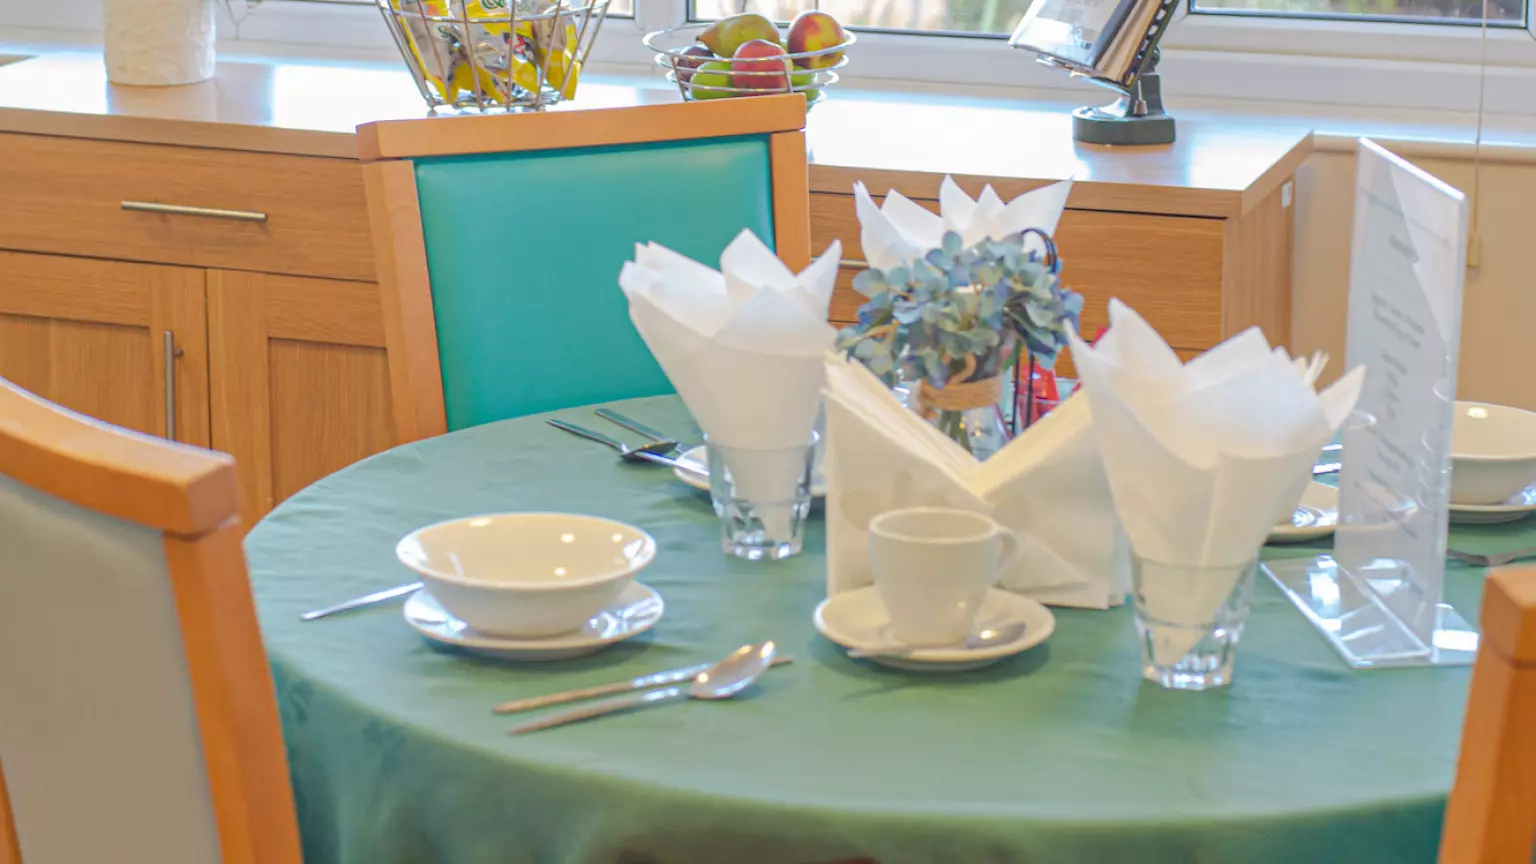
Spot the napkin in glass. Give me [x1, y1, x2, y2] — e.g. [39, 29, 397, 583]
[620, 231, 841, 535]
[853, 175, 1073, 279]
[824, 352, 1130, 609]
[1067, 301, 1365, 659]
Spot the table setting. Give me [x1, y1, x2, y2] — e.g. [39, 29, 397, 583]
[242, 172, 1536, 863]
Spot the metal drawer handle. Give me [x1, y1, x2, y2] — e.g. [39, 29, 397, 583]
[122, 200, 269, 224]
[839, 258, 869, 269]
[163, 330, 184, 443]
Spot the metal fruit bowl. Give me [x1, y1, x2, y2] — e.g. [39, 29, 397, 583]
[377, 0, 612, 113]
[643, 22, 854, 106]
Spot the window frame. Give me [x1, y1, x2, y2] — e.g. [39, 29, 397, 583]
[4, 0, 1535, 118]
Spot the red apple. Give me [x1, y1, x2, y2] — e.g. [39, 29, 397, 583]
[673, 43, 715, 86]
[787, 10, 846, 70]
[732, 39, 790, 92]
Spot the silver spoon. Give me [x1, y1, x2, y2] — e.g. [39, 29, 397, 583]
[594, 408, 686, 455]
[847, 622, 1029, 660]
[546, 420, 681, 467]
[507, 641, 777, 735]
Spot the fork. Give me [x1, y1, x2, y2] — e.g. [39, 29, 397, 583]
[1446, 545, 1536, 568]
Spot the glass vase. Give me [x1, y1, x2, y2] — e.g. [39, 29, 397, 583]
[930, 404, 1010, 460]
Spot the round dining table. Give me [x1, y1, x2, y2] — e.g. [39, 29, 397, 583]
[244, 395, 1508, 864]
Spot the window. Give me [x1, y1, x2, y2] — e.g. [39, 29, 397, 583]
[690, 0, 1029, 35]
[1190, 0, 1523, 25]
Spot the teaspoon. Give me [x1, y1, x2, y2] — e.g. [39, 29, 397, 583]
[847, 622, 1029, 660]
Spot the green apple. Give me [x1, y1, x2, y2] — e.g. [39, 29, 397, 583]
[689, 60, 736, 99]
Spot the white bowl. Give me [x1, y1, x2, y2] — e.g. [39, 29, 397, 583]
[1451, 402, 1536, 505]
[396, 513, 657, 638]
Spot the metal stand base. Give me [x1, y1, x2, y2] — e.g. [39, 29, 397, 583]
[1263, 555, 1478, 669]
[1072, 71, 1176, 146]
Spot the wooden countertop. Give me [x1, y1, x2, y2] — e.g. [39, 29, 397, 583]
[0, 53, 1311, 217]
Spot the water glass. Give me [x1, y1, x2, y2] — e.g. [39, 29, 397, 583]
[706, 434, 816, 561]
[1132, 555, 1258, 690]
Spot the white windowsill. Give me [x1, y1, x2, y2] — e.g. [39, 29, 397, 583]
[4, 13, 1536, 160]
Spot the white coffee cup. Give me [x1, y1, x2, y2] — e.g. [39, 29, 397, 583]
[867, 507, 1020, 646]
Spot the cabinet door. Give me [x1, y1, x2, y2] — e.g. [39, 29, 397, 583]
[208, 271, 396, 526]
[0, 251, 209, 445]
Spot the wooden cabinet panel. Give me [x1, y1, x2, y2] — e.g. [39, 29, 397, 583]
[208, 271, 395, 526]
[811, 192, 1225, 352]
[0, 133, 375, 282]
[0, 251, 208, 445]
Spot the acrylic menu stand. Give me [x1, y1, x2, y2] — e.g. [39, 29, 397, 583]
[1263, 139, 1478, 669]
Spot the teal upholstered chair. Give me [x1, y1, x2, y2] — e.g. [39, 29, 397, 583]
[0, 377, 301, 864]
[359, 95, 812, 443]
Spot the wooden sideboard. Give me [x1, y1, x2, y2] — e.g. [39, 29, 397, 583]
[0, 53, 1311, 525]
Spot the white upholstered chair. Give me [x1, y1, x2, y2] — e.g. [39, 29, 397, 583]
[0, 377, 301, 864]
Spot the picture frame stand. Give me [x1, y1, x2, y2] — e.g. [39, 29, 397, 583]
[1072, 51, 1174, 146]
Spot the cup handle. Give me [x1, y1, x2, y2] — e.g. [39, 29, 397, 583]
[995, 526, 1021, 575]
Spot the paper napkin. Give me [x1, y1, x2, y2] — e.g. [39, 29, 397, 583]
[853, 175, 1073, 279]
[1067, 301, 1365, 659]
[620, 231, 841, 532]
[824, 353, 1130, 609]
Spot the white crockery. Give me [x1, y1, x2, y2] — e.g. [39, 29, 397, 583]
[1269, 482, 1339, 544]
[396, 513, 657, 638]
[403, 584, 664, 661]
[867, 507, 1020, 646]
[815, 586, 1054, 672]
[1451, 401, 1536, 505]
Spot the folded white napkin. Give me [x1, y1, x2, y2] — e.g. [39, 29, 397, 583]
[853, 175, 1073, 280]
[620, 231, 841, 531]
[824, 353, 1130, 609]
[1067, 301, 1365, 659]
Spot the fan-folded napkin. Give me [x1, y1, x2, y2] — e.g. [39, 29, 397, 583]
[1067, 301, 1365, 659]
[620, 231, 841, 533]
[853, 175, 1073, 279]
[824, 353, 1130, 609]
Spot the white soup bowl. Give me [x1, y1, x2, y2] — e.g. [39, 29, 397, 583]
[1451, 402, 1536, 505]
[396, 513, 657, 638]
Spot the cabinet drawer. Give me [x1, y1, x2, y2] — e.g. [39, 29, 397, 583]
[0, 133, 375, 282]
[813, 192, 1224, 352]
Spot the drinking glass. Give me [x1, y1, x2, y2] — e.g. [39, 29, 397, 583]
[1132, 554, 1258, 690]
[706, 433, 816, 561]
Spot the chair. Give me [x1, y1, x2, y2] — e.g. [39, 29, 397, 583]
[1440, 566, 1536, 863]
[0, 377, 301, 864]
[358, 94, 813, 443]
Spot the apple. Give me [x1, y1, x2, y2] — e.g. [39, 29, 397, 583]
[689, 59, 736, 99]
[787, 10, 846, 70]
[673, 43, 715, 86]
[732, 39, 791, 92]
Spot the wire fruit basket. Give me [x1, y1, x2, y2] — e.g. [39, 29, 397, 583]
[376, 0, 611, 112]
[644, 22, 854, 107]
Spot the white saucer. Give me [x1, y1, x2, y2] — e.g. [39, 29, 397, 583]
[1269, 481, 1340, 544]
[672, 445, 828, 498]
[1450, 484, 1536, 524]
[403, 582, 663, 661]
[814, 586, 1055, 672]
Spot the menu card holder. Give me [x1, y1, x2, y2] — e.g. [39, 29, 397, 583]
[1263, 139, 1478, 669]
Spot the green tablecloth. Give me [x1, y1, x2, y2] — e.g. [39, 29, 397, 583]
[245, 396, 1524, 864]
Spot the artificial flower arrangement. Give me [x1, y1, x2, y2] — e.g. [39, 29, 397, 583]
[836, 195, 1083, 458]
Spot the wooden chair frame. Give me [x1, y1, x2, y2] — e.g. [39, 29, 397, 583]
[357, 95, 813, 443]
[1441, 565, 1536, 863]
[0, 378, 301, 864]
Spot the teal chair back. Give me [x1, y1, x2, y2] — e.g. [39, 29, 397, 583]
[414, 134, 777, 432]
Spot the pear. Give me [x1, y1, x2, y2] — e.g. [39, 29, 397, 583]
[699, 13, 781, 59]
